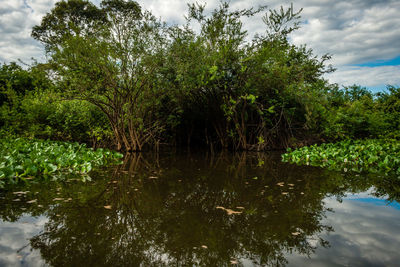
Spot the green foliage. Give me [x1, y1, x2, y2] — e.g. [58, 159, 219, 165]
[282, 139, 400, 175]
[0, 0, 392, 152]
[0, 62, 112, 146]
[166, 2, 332, 150]
[322, 85, 400, 140]
[32, 0, 169, 151]
[0, 137, 123, 188]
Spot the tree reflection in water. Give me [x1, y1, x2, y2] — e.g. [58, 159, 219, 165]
[1, 151, 399, 266]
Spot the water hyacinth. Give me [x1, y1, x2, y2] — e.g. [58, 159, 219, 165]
[282, 139, 400, 175]
[0, 138, 123, 188]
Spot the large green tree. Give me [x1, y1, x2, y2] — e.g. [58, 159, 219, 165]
[32, 0, 168, 151]
[166, 3, 332, 150]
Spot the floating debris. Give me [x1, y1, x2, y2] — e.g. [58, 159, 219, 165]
[291, 232, 301, 236]
[53, 198, 64, 201]
[201, 245, 208, 249]
[288, 184, 295, 186]
[26, 199, 37, 204]
[230, 259, 238, 264]
[149, 176, 158, 179]
[216, 206, 242, 215]
[104, 205, 112, 209]
[282, 192, 289, 195]
[13, 191, 29, 195]
[277, 182, 284, 186]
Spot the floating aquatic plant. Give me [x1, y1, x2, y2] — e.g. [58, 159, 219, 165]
[0, 138, 123, 188]
[282, 139, 400, 175]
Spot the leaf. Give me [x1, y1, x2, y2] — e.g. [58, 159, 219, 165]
[104, 205, 112, 209]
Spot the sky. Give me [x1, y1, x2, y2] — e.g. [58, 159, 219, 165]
[0, 0, 399, 91]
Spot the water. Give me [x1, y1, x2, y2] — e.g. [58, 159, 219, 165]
[0, 151, 399, 266]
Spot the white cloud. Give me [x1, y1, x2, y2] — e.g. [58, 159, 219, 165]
[286, 197, 400, 266]
[325, 65, 400, 87]
[0, 215, 48, 267]
[0, 0, 399, 88]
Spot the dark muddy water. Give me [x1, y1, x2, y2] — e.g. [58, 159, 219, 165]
[0, 151, 399, 266]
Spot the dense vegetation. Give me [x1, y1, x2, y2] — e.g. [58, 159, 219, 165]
[282, 139, 400, 175]
[1, 0, 400, 153]
[0, 137, 123, 188]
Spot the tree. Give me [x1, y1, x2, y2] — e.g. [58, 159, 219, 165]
[32, 0, 168, 151]
[166, 3, 332, 150]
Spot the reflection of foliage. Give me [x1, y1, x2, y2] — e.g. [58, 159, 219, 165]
[0, 152, 399, 266]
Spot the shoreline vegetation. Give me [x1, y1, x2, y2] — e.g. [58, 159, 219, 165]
[0, 137, 123, 188]
[282, 139, 400, 176]
[1, 0, 400, 185]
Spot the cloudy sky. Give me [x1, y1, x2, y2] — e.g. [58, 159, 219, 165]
[0, 0, 399, 91]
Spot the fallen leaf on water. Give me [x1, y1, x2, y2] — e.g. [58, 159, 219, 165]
[149, 176, 158, 179]
[300, 192, 305, 195]
[38, 205, 43, 208]
[53, 198, 64, 201]
[27, 199, 37, 204]
[288, 184, 295, 186]
[104, 205, 112, 209]
[216, 206, 242, 215]
[291, 232, 300, 236]
[17, 255, 22, 259]
[13, 191, 29, 195]
[277, 182, 284, 186]
[13, 199, 20, 201]
[225, 209, 242, 215]
[230, 259, 238, 264]
[281, 192, 289, 195]
[201, 245, 208, 249]
[236, 206, 245, 209]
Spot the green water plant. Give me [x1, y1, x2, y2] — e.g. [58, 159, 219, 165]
[282, 139, 400, 175]
[0, 138, 123, 188]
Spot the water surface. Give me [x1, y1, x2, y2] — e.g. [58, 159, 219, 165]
[1, 151, 399, 266]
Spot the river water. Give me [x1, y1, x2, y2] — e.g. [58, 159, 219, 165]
[0, 151, 399, 266]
